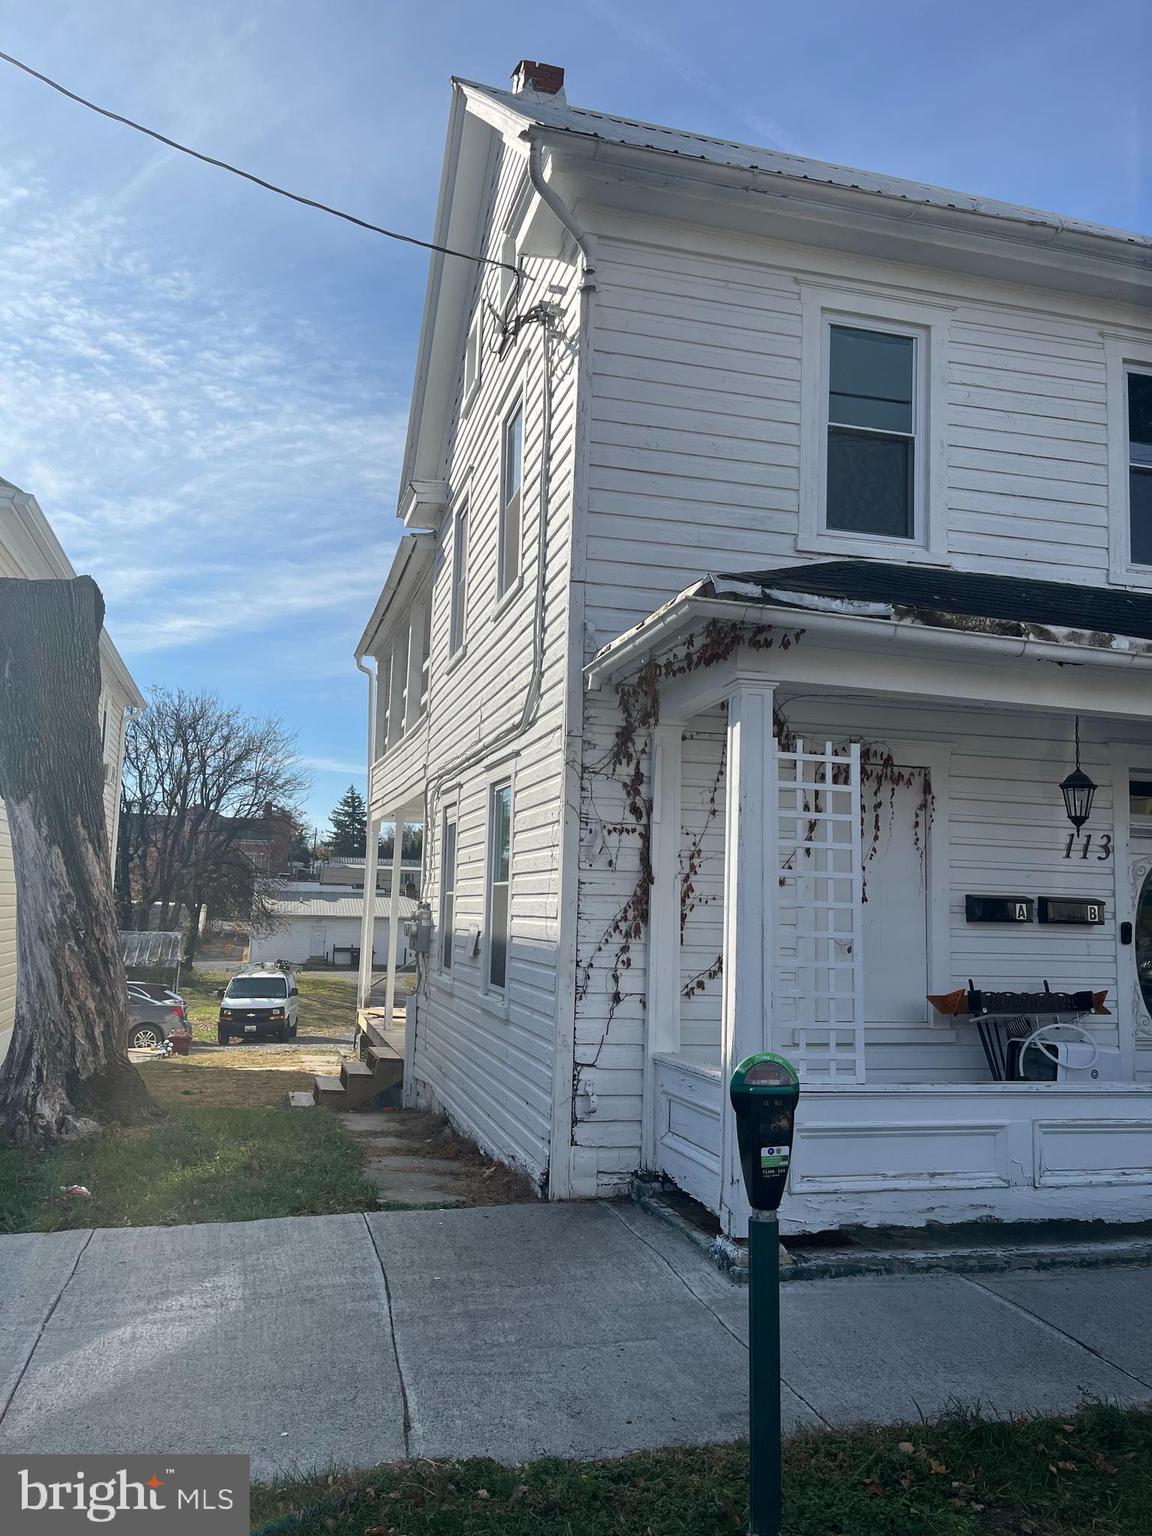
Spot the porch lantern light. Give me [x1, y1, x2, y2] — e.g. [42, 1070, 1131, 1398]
[1060, 717, 1096, 832]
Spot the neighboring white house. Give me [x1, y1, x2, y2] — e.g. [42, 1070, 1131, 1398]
[0, 476, 144, 1063]
[358, 61, 1152, 1236]
[250, 884, 415, 968]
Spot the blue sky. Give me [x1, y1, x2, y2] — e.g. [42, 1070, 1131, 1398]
[0, 0, 1147, 830]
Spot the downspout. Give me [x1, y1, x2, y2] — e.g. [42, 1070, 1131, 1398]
[527, 131, 598, 1202]
[354, 653, 379, 1014]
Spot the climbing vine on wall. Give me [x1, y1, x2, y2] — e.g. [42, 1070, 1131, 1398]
[571, 618, 935, 1125]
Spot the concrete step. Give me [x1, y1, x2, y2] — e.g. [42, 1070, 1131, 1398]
[326, 1061, 400, 1110]
[312, 1074, 345, 1106]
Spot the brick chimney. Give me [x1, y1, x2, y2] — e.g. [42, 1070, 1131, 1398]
[511, 60, 565, 100]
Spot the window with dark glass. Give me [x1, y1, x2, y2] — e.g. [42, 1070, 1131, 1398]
[487, 782, 512, 990]
[499, 405, 522, 596]
[826, 324, 916, 539]
[1129, 372, 1152, 565]
[450, 504, 468, 654]
[440, 815, 457, 972]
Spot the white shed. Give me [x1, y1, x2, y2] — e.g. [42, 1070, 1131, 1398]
[248, 885, 416, 968]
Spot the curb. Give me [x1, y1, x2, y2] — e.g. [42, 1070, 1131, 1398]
[630, 1179, 1152, 1284]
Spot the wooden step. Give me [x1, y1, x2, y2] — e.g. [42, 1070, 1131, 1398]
[340, 1059, 374, 1087]
[312, 1074, 345, 1106]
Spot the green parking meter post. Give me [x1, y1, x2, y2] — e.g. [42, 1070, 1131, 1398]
[730, 1054, 800, 1536]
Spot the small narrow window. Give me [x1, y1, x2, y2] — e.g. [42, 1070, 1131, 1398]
[487, 782, 512, 990]
[440, 814, 457, 972]
[418, 605, 431, 715]
[826, 324, 916, 540]
[499, 404, 523, 596]
[450, 504, 468, 654]
[1128, 372, 1152, 565]
[463, 311, 482, 415]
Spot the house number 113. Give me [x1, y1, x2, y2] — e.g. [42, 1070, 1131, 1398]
[1063, 833, 1112, 860]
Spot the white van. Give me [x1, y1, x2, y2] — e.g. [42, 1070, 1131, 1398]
[217, 967, 299, 1044]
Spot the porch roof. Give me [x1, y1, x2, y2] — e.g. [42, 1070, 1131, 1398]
[586, 561, 1152, 694]
[705, 562, 1152, 645]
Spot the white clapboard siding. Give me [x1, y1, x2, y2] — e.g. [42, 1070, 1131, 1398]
[399, 137, 581, 1184]
[579, 237, 1132, 650]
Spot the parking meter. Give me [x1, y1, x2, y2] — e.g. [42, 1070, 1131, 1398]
[729, 1052, 800, 1536]
[729, 1053, 800, 1212]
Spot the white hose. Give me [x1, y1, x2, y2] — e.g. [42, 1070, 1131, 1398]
[1014, 1021, 1099, 1078]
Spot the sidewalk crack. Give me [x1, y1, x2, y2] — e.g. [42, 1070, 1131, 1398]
[602, 1203, 830, 1427]
[957, 1273, 1152, 1392]
[363, 1214, 412, 1458]
[0, 1228, 95, 1429]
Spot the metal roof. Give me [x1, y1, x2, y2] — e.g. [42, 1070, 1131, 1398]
[266, 892, 419, 922]
[120, 930, 182, 967]
[706, 562, 1152, 645]
[461, 80, 1151, 252]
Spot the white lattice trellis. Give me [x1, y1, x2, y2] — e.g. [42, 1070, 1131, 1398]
[774, 740, 865, 1082]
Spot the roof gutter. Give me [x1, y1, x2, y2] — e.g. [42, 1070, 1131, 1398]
[584, 594, 1152, 691]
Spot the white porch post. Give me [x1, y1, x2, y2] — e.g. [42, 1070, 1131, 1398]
[357, 811, 381, 1010]
[643, 723, 683, 1169]
[384, 820, 404, 1027]
[718, 677, 777, 1236]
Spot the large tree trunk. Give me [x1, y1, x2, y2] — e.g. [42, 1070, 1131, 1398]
[0, 577, 159, 1144]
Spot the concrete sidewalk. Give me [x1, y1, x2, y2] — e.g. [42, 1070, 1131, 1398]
[0, 1203, 1148, 1480]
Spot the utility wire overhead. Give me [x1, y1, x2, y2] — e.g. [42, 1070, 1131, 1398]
[0, 46, 517, 272]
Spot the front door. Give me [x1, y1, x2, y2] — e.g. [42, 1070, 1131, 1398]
[861, 764, 931, 1030]
[309, 924, 327, 960]
[1126, 848, 1152, 1041]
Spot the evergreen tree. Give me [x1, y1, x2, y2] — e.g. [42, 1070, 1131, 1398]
[328, 784, 367, 857]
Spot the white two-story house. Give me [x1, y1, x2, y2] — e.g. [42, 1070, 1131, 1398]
[358, 61, 1152, 1238]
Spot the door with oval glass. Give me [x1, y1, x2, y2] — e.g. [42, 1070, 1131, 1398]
[1126, 849, 1152, 1041]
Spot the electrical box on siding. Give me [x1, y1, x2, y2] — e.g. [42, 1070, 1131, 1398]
[965, 895, 1033, 924]
[1037, 897, 1105, 925]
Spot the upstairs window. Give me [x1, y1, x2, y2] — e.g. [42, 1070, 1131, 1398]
[1129, 372, 1152, 565]
[449, 503, 469, 655]
[825, 323, 917, 541]
[463, 311, 482, 417]
[417, 604, 431, 716]
[487, 782, 512, 991]
[440, 814, 457, 972]
[499, 403, 523, 597]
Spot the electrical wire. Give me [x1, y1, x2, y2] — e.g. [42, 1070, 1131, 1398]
[0, 46, 517, 273]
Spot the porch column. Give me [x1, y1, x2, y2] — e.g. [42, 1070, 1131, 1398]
[383, 820, 405, 1027]
[642, 723, 683, 1169]
[357, 812, 381, 1010]
[719, 677, 777, 1235]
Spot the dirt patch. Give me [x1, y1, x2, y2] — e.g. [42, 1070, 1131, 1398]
[140, 1060, 319, 1110]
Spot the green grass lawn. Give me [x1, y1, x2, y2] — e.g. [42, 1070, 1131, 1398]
[0, 1106, 380, 1231]
[250, 1404, 1152, 1535]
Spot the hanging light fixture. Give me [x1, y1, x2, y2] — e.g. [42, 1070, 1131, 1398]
[1060, 716, 1096, 832]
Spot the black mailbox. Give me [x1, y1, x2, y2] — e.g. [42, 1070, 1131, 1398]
[966, 895, 1034, 924]
[1037, 897, 1105, 925]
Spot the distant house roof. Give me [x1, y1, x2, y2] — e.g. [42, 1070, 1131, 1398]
[266, 891, 419, 922]
[703, 562, 1152, 645]
[120, 930, 182, 968]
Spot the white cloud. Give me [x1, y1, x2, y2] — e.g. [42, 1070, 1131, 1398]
[301, 757, 368, 777]
[0, 162, 406, 650]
